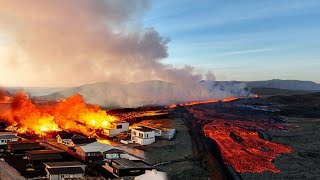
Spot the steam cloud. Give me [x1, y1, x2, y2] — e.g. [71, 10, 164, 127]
[0, 1, 250, 106]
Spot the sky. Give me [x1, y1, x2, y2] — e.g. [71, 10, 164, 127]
[0, 0, 320, 87]
[143, 0, 320, 82]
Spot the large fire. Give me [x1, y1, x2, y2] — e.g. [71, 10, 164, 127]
[0, 92, 118, 137]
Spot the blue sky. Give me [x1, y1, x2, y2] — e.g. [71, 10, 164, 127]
[143, 0, 320, 82]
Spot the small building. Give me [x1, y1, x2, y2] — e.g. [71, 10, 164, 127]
[103, 158, 153, 178]
[7, 140, 44, 155]
[0, 132, 19, 151]
[74, 142, 113, 162]
[45, 161, 86, 180]
[131, 126, 161, 145]
[25, 150, 65, 165]
[104, 121, 129, 137]
[134, 169, 168, 180]
[56, 132, 87, 147]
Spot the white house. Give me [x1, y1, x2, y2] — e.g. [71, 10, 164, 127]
[74, 141, 115, 162]
[104, 121, 129, 137]
[44, 161, 86, 180]
[56, 132, 86, 147]
[131, 126, 162, 145]
[0, 132, 19, 151]
[135, 169, 168, 180]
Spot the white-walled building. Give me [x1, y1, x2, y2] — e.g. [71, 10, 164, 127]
[104, 121, 129, 137]
[131, 126, 161, 145]
[135, 169, 168, 180]
[0, 132, 19, 151]
[44, 161, 86, 180]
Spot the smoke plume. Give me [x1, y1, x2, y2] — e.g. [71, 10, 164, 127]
[0, 0, 211, 87]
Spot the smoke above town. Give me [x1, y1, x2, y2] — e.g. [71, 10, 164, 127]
[0, 0, 250, 106]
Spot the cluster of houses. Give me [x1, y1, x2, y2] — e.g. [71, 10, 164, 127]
[0, 123, 168, 180]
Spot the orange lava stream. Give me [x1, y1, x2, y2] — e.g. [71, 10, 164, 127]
[188, 107, 292, 173]
[167, 97, 238, 108]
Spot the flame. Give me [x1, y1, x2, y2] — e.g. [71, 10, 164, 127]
[166, 97, 238, 108]
[0, 92, 118, 137]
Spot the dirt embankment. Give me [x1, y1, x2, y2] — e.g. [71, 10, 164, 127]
[178, 107, 238, 180]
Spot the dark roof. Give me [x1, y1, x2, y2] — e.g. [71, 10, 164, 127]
[7, 141, 42, 150]
[71, 138, 96, 145]
[57, 132, 87, 139]
[29, 153, 63, 161]
[0, 134, 18, 139]
[103, 148, 123, 154]
[47, 167, 84, 175]
[63, 177, 105, 180]
[134, 126, 155, 132]
[26, 149, 62, 155]
[45, 161, 84, 167]
[112, 159, 151, 169]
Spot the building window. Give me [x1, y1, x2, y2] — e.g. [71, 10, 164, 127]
[146, 134, 148, 138]
[116, 125, 122, 129]
[1, 140, 4, 143]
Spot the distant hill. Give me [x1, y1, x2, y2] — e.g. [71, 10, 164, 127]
[38, 79, 320, 107]
[215, 79, 320, 91]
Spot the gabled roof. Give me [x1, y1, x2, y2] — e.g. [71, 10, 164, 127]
[57, 132, 86, 139]
[47, 167, 84, 175]
[28, 153, 63, 161]
[103, 148, 123, 154]
[78, 142, 114, 153]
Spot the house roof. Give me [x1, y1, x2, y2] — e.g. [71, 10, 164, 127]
[28, 153, 63, 161]
[58, 132, 86, 139]
[103, 148, 123, 154]
[112, 159, 152, 169]
[26, 149, 62, 155]
[78, 142, 114, 153]
[71, 138, 96, 145]
[134, 126, 155, 132]
[0, 132, 17, 135]
[7, 141, 42, 150]
[0, 134, 18, 139]
[45, 161, 84, 167]
[47, 167, 84, 175]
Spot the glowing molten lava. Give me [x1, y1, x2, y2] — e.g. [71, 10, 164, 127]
[0, 92, 118, 137]
[167, 97, 238, 108]
[187, 103, 292, 173]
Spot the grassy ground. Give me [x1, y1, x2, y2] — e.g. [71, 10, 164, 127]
[137, 117, 209, 179]
[241, 117, 320, 180]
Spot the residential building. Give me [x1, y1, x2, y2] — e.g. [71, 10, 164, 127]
[45, 161, 86, 180]
[103, 158, 153, 178]
[135, 169, 168, 180]
[104, 121, 129, 137]
[7, 140, 44, 155]
[74, 142, 113, 162]
[56, 132, 87, 147]
[0, 132, 19, 150]
[131, 126, 161, 145]
[25, 150, 65, 165]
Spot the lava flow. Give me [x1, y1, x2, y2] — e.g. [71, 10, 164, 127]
[167, 97, 238, 108]
[0, 91, 118, 137]
[183, 99, 292, 173]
